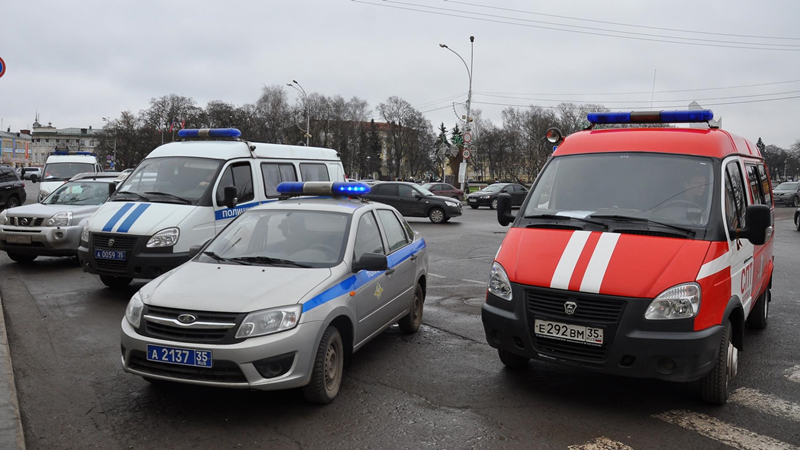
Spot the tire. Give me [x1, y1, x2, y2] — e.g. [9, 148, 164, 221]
[303, 326, 344, 404]
[746, 289, 769, 330]
[428, 207, 445, 224]
[499, 350, 530, 369]
[7, 253, 36, 264]
[470, 205, 479, 210]
[490, 198, 498, 210]
[6, 196, 20, 209]
[398, 284, 424, 334]
[100, 275, 133, 289]
[700, 320, 736, 405]
[794, 196, 800, 207]
[796, 216, 800, 232]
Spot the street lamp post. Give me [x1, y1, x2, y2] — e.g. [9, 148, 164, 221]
[439, 36, 474, 193]
[287, 80, 310, 146]
[102, 117, 117, 170]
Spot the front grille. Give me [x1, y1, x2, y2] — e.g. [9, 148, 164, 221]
[140, 305, 244, 345]
[128, 350, 247, 383]
[95, 259, 129, 274]
[92, 233, 138, 250]
[525, 287, 628, 364]
[10, 217, 44, 227]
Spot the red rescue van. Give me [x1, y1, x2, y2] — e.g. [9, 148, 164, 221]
[482, 110, 774, 404]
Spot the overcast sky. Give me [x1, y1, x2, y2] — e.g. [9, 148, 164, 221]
[2, 0, 799, 147]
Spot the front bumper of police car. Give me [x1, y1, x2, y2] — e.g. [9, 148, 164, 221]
[120, 300, 323, 390]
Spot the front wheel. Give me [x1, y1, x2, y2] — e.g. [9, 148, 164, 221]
[303, 326, 344, 404]
[398, 284, 424, 334]
[794, 196, 800, 207]
[7, 253, 36, 264]
[428, 207, 445, 224]
[6, 196, 20, 209]
[499, 350, 530, 369]
[100, 275, 132, 289]
[746, 289, 769, 329]
[796, 216, 800, 231]
[700, 320, 736, 405]
[470, 205, 479, 210]
[490, 199, 498, 210]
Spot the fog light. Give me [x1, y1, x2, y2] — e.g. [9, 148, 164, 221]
[658, 358, 676, 373]
[253, 353, 295, 379]
[55, 231, 64, 239]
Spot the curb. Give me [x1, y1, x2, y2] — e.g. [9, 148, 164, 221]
[0, 291, 26, 450]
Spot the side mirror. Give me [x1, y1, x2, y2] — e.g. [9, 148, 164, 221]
[223, 186, 238, 209]
[352, 253, 389, 273]
[497, 193, 515, 227]
[30, 174, 38, 183]
[735, 204, 771, 246]
[108, 183, 116, 196]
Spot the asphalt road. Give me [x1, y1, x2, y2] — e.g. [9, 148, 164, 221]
[1, 183, 799, 449]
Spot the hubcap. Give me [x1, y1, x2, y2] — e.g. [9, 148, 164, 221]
[432, 210, 443, 222]
[727, 341, 738, 383]
[765, 292, 769, 319]
[492, 200, 498, 208]
[324, 340, 339, 391]
[412, 294, 422, 324]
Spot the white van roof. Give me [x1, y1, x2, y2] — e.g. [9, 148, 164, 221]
[145, 141, 340, 161]
[45, 154, 98, 164]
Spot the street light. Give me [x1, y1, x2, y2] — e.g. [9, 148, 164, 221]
[102, 117, 117, 170]
[439, 36, 475, 193]
[287, 80, 311, 146]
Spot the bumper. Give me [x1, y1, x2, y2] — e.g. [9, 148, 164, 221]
[445, 204, 463, 218]
[78, 233, 191, 279]
[467, 197, 492, 207]
[120, 318, 321, 390]
[0, 225, 82, 256]
[481, 285, 724, 382]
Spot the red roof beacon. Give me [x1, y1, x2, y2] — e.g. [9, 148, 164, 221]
[483, 110, 773, 405]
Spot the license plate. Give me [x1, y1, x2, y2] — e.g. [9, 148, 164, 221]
[468, 198, 477, 202]
[146, 344, 212, 368]
[6, 235, 31, 244]
[534, 319, 604, 345]
[94, 249, 126, 261]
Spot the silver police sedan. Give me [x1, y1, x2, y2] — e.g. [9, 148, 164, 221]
[0, 177, 117, 263]
[120, 182, 428, 403]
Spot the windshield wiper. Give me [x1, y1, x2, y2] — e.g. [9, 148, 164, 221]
[231, 256, 312, 268]
[202, 251, 251, 265]
[588, 214, 695, 235]
[524, 213, 609, 229]
[144, 191, 192, 204]
[113, 191, 150, 202]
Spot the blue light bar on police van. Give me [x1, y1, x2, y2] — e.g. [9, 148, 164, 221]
[177, 128, 242, 138]
[277, 181, 371, 197]
[586, 109, 714, 125]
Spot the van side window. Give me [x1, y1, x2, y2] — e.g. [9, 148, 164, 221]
[724, 161, 747, 230]
[262, 163, 298, 197]
[300, 163, 330, 181]
[757, 164, 772, 204]
[744, 164, 763, 205]
[216, 162, 254, 205]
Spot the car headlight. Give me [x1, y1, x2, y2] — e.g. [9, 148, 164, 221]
[488, 261, 513, 301]
[125, 292, 145, 328]
[481, 195, 490, 199]
[645, 283, 701, 320]
[236, 305, 302, 339]
[45, 211, 73, 227]
[81, 226, 89, 242]
[445, 200, 459, 208]
[146, 227, 180, 248]
[0, 212, 7, 225]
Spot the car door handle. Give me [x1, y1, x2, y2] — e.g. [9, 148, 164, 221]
[410, 254, 418, 261]
[385, 268, 395, 275]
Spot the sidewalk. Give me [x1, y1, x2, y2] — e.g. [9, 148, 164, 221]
[0, 291, 25, 450]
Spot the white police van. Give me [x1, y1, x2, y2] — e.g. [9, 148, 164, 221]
[36, 152, 103, 202]
[77, 128, 345, 288]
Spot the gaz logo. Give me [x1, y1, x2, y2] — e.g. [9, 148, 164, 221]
[740, 262, 753, 296]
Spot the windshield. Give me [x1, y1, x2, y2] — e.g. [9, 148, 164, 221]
[481, 185, 503, 193]
[524, 153, 714, 227]
[776, 182, 798, 191]
[115, 157, 222, 204]
[416, 186, 435, 196]
[43, 163, 95, 181]
[44, 182, 111, 205]
[198, 209, 351, 268]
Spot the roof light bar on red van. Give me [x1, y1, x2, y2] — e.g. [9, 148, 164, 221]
[587, 110, 714, 125]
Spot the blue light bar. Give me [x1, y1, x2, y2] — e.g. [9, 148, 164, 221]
[587, 109, 714, 125]
[277, 181, 371, 197]
[177, 128, 242, 138]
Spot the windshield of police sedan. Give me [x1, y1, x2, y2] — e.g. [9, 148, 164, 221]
[197, 209, 351, 268]
[524, 153, 714, 228]
[114, 157, 222, 205]
[43, 182, 111, 205]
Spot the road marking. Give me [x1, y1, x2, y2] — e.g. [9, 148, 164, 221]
[429, 273, 446, 278]
[654, 410, 798, 450]
[461, 279, 486, 285]
[786, 365, 800, 384]
[568, 437, 634, 450]
[730, 388, 800, 423]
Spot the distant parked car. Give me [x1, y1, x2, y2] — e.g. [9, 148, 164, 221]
[773, 181, 800, 207]
[20, 167, 42, 180]
[466, 183, 528, 210]
[365, 181, 462, 223]
[421, 182, 464, 201]
[0, 167, 26, 211]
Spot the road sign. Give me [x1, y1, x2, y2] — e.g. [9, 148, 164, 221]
[0, 57, 5, 78]
[438, 143, 449, 157]
[450, 144, 459, 157]
[463, 132, 472, 143]
[458, 162, 467, 183]
[462, 149, 471, 159]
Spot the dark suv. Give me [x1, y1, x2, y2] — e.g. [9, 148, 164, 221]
[0, 167, 26, 210]
[365, 182, 462, 223]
